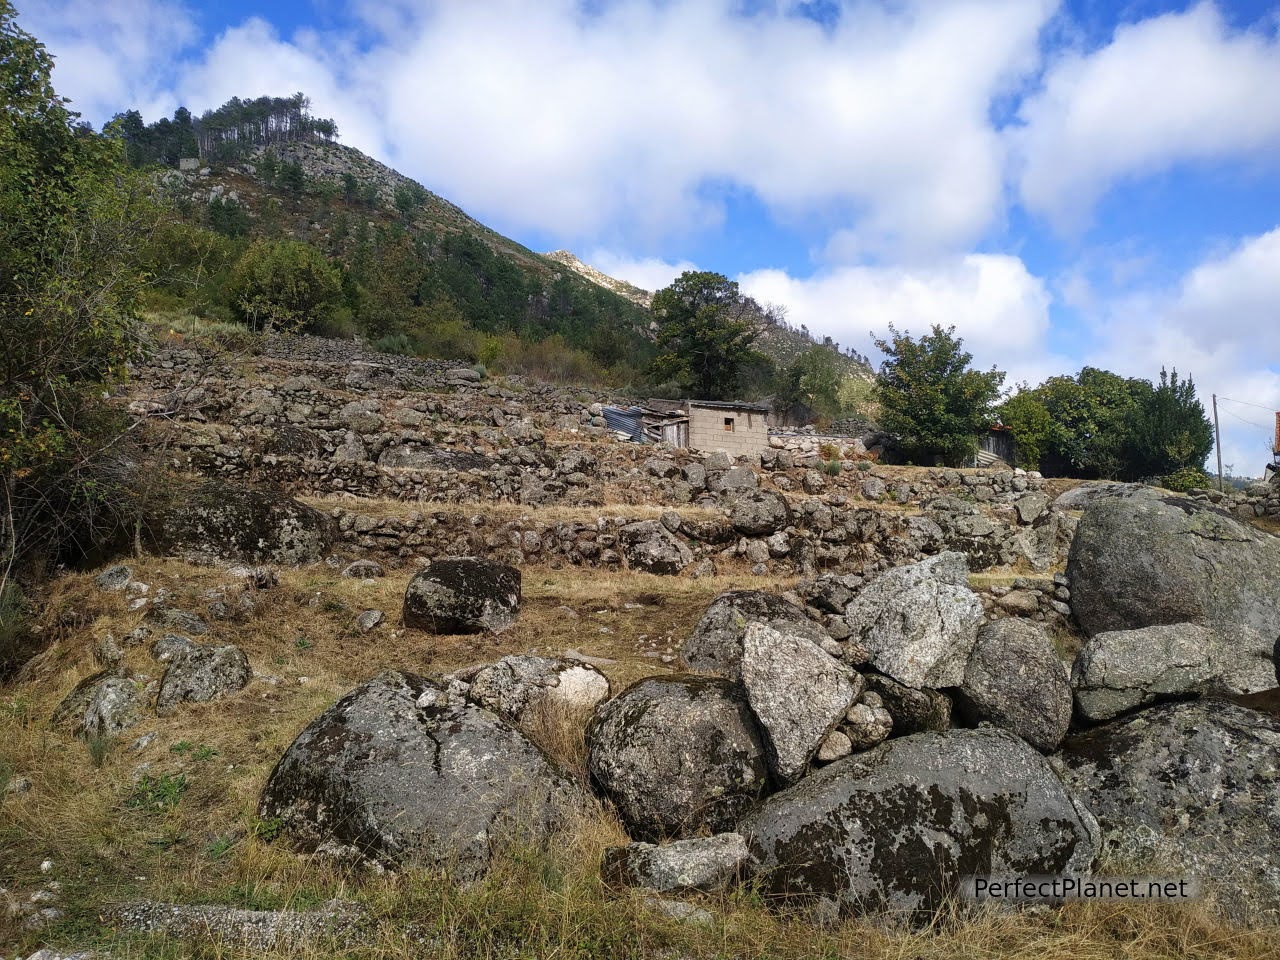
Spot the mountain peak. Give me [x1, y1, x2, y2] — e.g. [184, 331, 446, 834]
[544, 250, 653, 308]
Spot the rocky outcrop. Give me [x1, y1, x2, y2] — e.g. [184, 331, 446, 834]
[1070, 623, 1277, 722]
[1056, 699, 1280, 924]
[840, 552, 984, 688]
[403, 558, 521, 634]
[152, 480, 333, 565]
[740, 622, 861, 784]
[1067, 491, 1280, 639]
[258, 671, 582, 875]
[956, 619, 1072, 751]
[602, 834, 750, 894]
[739, 728, 1099, 924]
[681, 590, 832, 680]
[586, 676, 770, 840]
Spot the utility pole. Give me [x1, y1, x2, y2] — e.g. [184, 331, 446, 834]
[1212, 393, 1224, 492]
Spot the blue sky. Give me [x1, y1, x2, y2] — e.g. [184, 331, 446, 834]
[18, 0, 1280, 474]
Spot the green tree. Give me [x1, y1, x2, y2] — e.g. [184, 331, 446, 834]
[650, 271, 765, 399]
[997, 387, 1053, 470]
[1035, 367, 1148, 478]
[873, 325, 1005, 466]
[1, 0, 149, 586]
[780, 347, 843, 420]
[1123, 367, 1213, 480]
[227, 239, 341, 332]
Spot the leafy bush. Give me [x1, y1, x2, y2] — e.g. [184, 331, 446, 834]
[1162, 466, 1212, 493]
[227, 238, 343, 332]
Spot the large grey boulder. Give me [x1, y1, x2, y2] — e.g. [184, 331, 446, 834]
[602, 833, 750, 893]
[842, 553, 983, 689]
[1067, 492, 1280, 639]
[152, 635, 251, 714]
[586, 676, 770, 840]
[1056, 699, 1280, 924]
[618, 521, 693, 575]
[1071, 623, 1276, 722]
[740, 728, 1100, 923]
[53, 672, 147, 738]
[449, 655, 610, 723]
[740, 622, 862, 784]
[681, 590, 831, 681]
[153, 480, 333, 565]
[403, 558, 521, 634]
[728, 490, 792, 537]
[957, 619, 1072, 751]
[258, 671, 583, 875]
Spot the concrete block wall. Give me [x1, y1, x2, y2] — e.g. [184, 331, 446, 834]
[688, 408, 769, 458]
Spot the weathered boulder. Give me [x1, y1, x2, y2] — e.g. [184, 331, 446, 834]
[53, 672, 147, 738]
[1056, 699, 1280, 924]
[1070, 623, 1276, 722]
[842, 553, 983, 689]
[586, 676, 770, 840]
[451, 655, 610, 723]
[956, 619, 1072, 751]
[728, 490, 792, 537]
[340, 559, 384, 579]
[842, 697, 894, 750]
[740, 622, 862, 784]
[618, 520, 693, 575]
[740, 728, 1100, 923]
[152, 635, 251, 714]
[258, 671, 582, 875]
[1067, 492, 1280, 639]
[681, 590, 831, 681]
[153, 481, 333, 565]
[602, 833, 750, 893]
[403, 558, 521, 634]
[95, 564, 133, 592]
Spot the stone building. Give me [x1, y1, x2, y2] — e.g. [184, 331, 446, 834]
[686, 400, 770, 458]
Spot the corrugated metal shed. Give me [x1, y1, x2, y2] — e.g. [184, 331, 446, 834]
[603, 406, 646, 441]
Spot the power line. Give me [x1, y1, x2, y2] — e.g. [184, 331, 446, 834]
[1218, 395, 1275, 412]
[1220, 408, 1271, 431]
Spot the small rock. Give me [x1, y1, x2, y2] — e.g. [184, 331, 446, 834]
[355, 610, 384, 633]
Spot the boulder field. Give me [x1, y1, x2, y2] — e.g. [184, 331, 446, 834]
[242, 488, 1280, 926]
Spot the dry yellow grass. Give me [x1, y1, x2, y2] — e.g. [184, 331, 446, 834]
[3, 556, 1277, 958]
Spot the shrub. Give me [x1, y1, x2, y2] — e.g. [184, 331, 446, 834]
[227, 239, 343, 333]
[1162, 466, 1212, 493]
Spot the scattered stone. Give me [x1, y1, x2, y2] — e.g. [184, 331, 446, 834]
[863, 673, 951, 735]
[602, 833, 750, 894]
[453, 655, 610, 722]
[341, 559, 385, 579]
[94, 564, 133, 592]
[842, 553, 983, 689]
[739, 622, 861, 784]
[586, 676, 769, 840]
[101, 899, 366, 950]
[355, 609, 384, 633]
[815, 729, 853, 763]
[681, 590, 831, 681]
[1057, 699, 1280, 924]
[841, 699, 894, 750]
[153, 638, 251, 714]
[259, 671, 583, 876]
[53, 672, 146, 738]
[403, 558, 521, 634]
[740, 728, 1100, 924]
[957, 619, 1072, 751]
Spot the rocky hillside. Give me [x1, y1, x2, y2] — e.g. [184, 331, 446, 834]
[544, 250, 654, 307]
[4, 329, 1280, 959]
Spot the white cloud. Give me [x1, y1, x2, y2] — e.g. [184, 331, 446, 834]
[738, 254, 1063, 386]
[586, 251, 696, 293]
[1084, 227, 1280, 475]
[1014, 2, 1280, 228]
[34, 0, 1056, 255]
[20, 0, 198, 121]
